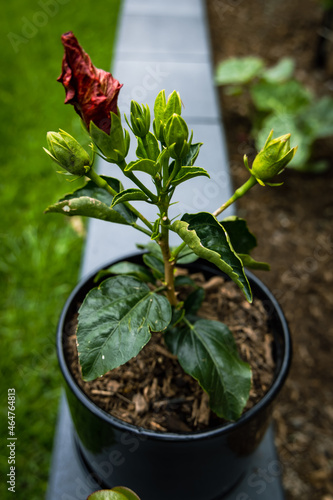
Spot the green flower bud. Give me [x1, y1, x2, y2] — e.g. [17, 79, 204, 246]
[153, 90, 182, 142]
[164, 113, 189, 159]
[127, 101, 150, 138]
[249, 130, 297, 186]
[44, 130, 91, 176]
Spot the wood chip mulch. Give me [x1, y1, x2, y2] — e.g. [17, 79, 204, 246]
[64, 270, 276, 433]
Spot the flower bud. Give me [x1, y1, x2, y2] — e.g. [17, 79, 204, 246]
[153, 90, 182, 143]
[164, 114, 189, 159]
[249, 130, 297, 186]
[44, 130, 91, 176]
[127, 101, 150, 138]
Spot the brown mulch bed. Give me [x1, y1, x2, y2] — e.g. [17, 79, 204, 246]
[65, 272, 275, 433]
[205, 1, 333, 498]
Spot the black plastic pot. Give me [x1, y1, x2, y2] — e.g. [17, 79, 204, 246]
[57, 253, 291, 500]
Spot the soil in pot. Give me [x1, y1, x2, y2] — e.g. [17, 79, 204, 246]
[64, 268, 276, 433]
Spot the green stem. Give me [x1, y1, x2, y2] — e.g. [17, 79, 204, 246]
[158, 198, 178, 307]
[132, 223, 153, 237]
[165, 157, 182, 190]
[213, 175, 258, 217]
[87, 168, 154, 232]
[118, 160, 158, 203]
[170, 241, 187, 262]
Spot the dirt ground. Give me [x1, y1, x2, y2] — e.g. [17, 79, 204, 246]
[205, 1, 333, 498]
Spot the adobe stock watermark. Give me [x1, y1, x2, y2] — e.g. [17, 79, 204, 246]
[7, 0, 70, 54]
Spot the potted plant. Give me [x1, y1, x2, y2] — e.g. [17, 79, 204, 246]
[45, 32, 296, 500]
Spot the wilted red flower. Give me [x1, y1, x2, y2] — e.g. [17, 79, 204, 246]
[57, 32, 122, 134]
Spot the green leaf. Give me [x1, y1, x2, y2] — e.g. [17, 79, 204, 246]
[125, 158, 158, 176]
[250, 80, 312, 113]
[165, 319, 251, 420]
[184, 287, 205, 314]
[136, 241, 163, 259]
[261, 57, 295, 83]
[95, 261, 155, 283]
[45, 177, 137, 225]
[298, 96, 333, 139]
[90, 121, 118, 160]
[171, 166, 210, 186]
[238, 254, 270, 271]
[142, 253, 164, 279]
[174, 275, 196, 287]
[136, 132, 160, 161]
[221, 216, 257, 254]
[88, 487, 141, 500]
[215, 56, 264, 85]
[183, 142, 203, 166]
[77, 276, 171, 380]
[173, 246, 199, 264]
[111, 188, 149, 207]
[172, 212, 252, 302]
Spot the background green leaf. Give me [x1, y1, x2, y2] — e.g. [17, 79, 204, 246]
[250, 80, 312, 113]
[215, 56, 264, 85]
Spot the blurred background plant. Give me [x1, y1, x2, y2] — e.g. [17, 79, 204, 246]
[215, 55, 333, 173]
[0, 1, 121, 497]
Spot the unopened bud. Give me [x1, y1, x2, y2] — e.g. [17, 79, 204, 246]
[44, 130, 91, 176]
[164, 113, 189, 159]
[127, 101, 150, 138]
[248, 130, 297, 186]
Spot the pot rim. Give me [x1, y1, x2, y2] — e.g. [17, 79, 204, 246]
[57, 251, 291, 443]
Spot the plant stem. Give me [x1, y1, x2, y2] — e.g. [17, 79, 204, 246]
[118, 160, 158, 203]
[158, 199, 178, 307]
[87, 168, 154, 232]
[213, 175, 258, 217]
[171, 241, 187, 261]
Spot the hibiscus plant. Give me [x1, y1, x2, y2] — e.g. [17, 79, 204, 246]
[45, 32, 297, 421]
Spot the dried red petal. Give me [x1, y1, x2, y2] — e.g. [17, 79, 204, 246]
[57, 32, 123, 134]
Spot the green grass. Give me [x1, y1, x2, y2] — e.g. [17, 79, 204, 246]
[0, 1, 122, 497]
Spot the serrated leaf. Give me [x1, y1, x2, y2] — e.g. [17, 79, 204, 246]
[172, 212, 252, 302]
[95, 261, 155, 283]
[165, 318, 251, 420]
[111, 188, 149, 207]
[125, 158, 158, 176]
[45, 177, 137, 225]
[250, 80, 312, 113]
[215, 56, 264, 85]
[136, 132, 160, 161]
[171, 166, 210, 186]
[77, 276, 171, 380]
[221, 216, 257, 254]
